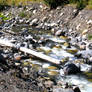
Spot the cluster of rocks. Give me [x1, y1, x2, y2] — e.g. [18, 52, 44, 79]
[0, 3, 92, 51]
[0, 31, 82, 92]
[0, 2, 92, 92]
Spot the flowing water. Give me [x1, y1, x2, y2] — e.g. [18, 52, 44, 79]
[12, 25, 92, 92]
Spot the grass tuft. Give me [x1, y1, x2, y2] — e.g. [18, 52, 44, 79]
[88, 34, 92, 40]
[19, 11, 27, 18]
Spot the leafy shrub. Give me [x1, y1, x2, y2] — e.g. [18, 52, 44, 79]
[88, 0, 92, 9]
[69, 0, 88, 9]
[11, 0, 16, 6]
[0, 13, 10, 21]
[44, 0, 69, 9]
[0, 0, 8, 5]
[77, 0, 88, 9]
[19, 11, 27, 18]
[88, 34, 92, 40]
[0, 0, 8, 11]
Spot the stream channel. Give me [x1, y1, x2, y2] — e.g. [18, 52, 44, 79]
[11, 24, 92, 92]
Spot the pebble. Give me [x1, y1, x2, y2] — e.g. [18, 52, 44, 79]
[55, 30, 65, 36]
[82, 29, 88, 35]
[30, 18, 38, 26]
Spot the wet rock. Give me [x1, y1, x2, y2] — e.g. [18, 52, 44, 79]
[88, 43, 92, 50]
[0, 54, 6, 64]
[66, 49, 78, 54]
[0, 32, 3, 35]
[53, 87, 74, 92]
[73, 86, 81, 92]
[79, 45, 86, 50]
[22, 67, 30, 75]
[63, 63, 81, 75]
[14, 55, 21, 61]
[47, 70, 59, 76]
[0, 54, 9, 72]
[51, 28, 56, 34]
[89, 57, 92, 64]
[60, 57, 69, 65]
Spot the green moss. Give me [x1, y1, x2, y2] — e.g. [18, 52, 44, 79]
[19, 11, 27, 18]
[88, 34, 92, 40]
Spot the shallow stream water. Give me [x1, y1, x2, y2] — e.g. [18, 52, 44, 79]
[12, 25, 92, 92]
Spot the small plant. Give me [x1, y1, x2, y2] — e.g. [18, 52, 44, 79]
[19, 11, 27, 18]
[0, 13, 10, 21]
[88, 34, 92, 40]
[77, 0, 88, 9]
[12, 0, 16, 6]
[0, 0, 8, 11]
[88, 0, 92, 9]
[69, 0, 88, 9]
[0, 0, 7, 5]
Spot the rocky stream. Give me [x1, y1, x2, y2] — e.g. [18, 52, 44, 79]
[0, 3, 92, 92]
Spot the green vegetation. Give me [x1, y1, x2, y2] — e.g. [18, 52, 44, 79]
[0, 0, 7, 5]
[11, 0, 16, 6]
[88, 34, 92, 40]
[43, 0, 69, 9]
[19, 11, 27, 18]
[43, 0, 92, 9]
[0, 0, 92, 9]
[69, 0, 88, 9]
[88, 0, 92, 9]
[0, 13, 10, 21]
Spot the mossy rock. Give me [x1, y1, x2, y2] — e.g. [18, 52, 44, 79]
[47, 70, 59, 76]
[66, 49, 78, 54]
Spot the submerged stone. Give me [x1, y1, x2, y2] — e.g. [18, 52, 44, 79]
[64, 63, 81, 75]
[45, 66, 58, 70]
[66, 49, 78, 54]
[48, 70, 59, 76]
[73, 86, 81, 92]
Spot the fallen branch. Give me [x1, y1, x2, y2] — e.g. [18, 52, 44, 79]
[0, 39, 60, 65]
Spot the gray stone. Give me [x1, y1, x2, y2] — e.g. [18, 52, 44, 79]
[30, 18, 38, 26]
[55, 30, 65, 36]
